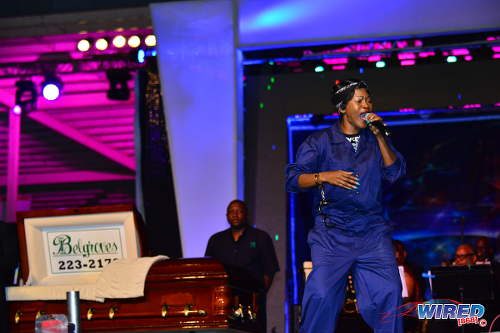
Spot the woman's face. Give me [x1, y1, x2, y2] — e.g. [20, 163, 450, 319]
[341, 88, 373, 130]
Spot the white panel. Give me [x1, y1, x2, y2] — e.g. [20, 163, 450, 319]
[151, 0, 239, 257]
[239, 0, 500, 48]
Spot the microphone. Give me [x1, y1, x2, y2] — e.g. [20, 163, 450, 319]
[360, 113, 390, 136]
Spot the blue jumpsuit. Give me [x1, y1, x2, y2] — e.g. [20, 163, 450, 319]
[286, 121, 406, 333]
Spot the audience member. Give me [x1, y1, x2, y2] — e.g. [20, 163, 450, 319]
[452, 243, 476, 266]
[475, 236, 493, 265]
[393, 240, 422, 302]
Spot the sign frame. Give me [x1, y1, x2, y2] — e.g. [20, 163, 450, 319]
[17, 205, 143, 286]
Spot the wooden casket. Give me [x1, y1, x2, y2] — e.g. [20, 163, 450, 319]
[7, 206, 263, 332]
[8, 258, 264, 332]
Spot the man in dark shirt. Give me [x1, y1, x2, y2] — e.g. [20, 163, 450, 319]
[205, 199, 279, 290]
[205, 199, 279, 332]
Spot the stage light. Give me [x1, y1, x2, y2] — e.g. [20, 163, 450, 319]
[15, 80, 37, 111]
[451, 48, 469, 56]
[42, 84, 60, 101]
[400, 60, 415, 66]
[144, 35, 156, 47]
[332, 65, 346, 71]
[314, 65, 324, 73]
[375, 60, 386, 68]
[77, 39, 91, 52]
[446, 56, 457, 63]
[127, 35, 141, 48]
[451, 49, 469, 56]
[41, 75, 63, 101]
[367, 55, 381, 62]
[418, 51, 435, 58]
[12, 105, 22, 115]
[106, 69, 131, 101]
[135, 49, 157, 64]
[95, 38, 109, 51]
[398, 53, 415, 60]
[137, 49, 145, 64]
[323, 57, 348, 65]
[112, 35, 126, 48]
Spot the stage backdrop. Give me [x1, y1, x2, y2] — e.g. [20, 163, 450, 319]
[150, 0, 499, 258]
[151, 1, 498, 332]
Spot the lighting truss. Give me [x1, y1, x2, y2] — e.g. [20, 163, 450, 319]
[0, 57, 145, 79]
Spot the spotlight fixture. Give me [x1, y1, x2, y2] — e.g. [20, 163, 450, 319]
[77, 39, 91, 52]
[112, 35, 126, 48]
[314, 65, 325, 73]
[137, 49, 146, 64]
[144, 35, 156, 47]
[15, 80, 37, 112]
[106, 69, 131, 101]
[41, 74, 63, 101]
[127, 35, 141, 48]
[95, 38, 109, 51]
[12, 105, 22, 115]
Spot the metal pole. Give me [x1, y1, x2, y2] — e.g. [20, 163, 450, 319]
[66, 290, 80, 333]
[6, 106, 21, 223]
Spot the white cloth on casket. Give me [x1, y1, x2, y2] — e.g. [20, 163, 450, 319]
[5, 255, 168, 302]
[94, 255, 168, 302]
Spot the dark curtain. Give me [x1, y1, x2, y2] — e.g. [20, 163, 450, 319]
[0, 222, 19, 332]
[135, 59, 182, 258]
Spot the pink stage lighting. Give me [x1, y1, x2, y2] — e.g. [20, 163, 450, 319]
[398, 53, 415, 60]
[332, 65, 346, 71]
[451, 48, 469, 56]
[418, 51, 435, 58]
[399, 108, 415, 112]
[12, 105, 22, 115]
[367, 55, 381, 62]
[323, 57, 348, 65]
[400, 60, 415, 66]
